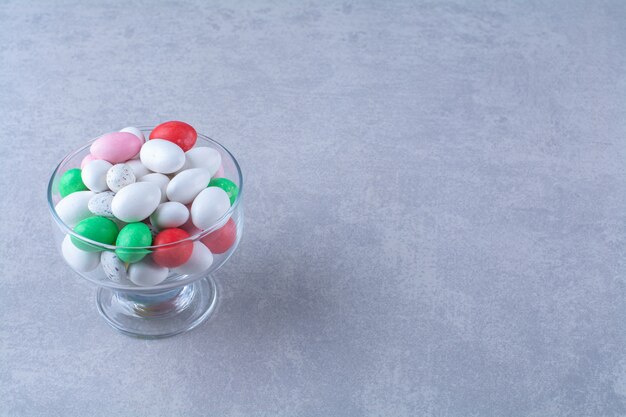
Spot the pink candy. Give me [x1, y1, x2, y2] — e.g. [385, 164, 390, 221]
[90, 132, 142, 164]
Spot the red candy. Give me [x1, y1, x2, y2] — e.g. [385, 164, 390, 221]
[149, 121, 197, 152]
[201, 219, 237, 254]
[152, 228, 193, 268]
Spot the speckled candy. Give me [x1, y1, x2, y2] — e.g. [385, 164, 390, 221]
[101, 251, 128, 282]
[106, 163, 135, 193]
[115, 222, 152, 263]
[87, 191, 115, 217]
[72, 216, 119, 252]
[59, 168, 88, 197]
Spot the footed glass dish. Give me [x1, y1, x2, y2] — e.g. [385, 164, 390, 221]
[47, 127, 243, 338]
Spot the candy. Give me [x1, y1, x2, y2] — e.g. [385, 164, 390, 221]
[138, 173, 169, 203]
[62, 235, 100, 272]
[90, 132, 143, 163]
[191, 187, 231, 229]
[81, 154, 98, 169]
[128, 257, 169, 286]
[55, 190, 95, 227]
[59, 168, 88, 197]
[101, 251, 128, 282]
[119, 126, 145, 143]
[111, 182, 161, 222]
[201, 218, 237, 254]
[152, 228, 193, 268]
[106, 163, 135, 193]
[82, 160, 112, 192]
[208, 177, 238, 205]
[140, 139, 185, 174]
[180, 147, 221, 176]
[150, 202, 189, 229]
[166, 168, 212, 204]
[72, 216, 119, 252]
[125, 159, 150, 178]
[54, 121, 241, 287]
[88, 191, 115, 217]
[150, 121, 197, 152]
[173, 241, 213, 275]
[115, 222, 152, 263]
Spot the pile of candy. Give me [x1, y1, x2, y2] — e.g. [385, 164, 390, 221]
[54, 121, 239, 286]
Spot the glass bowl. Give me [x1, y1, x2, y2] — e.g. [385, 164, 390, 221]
[46, 127, 243, 338]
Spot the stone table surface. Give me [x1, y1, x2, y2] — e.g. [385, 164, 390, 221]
[1, 1, 625, 416]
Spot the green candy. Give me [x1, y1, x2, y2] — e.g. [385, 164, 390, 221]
[72, 216, 119, 252]
[209, 178, 239, 205]
[59, 168, 88, 197]
[115, 222, 152, 263]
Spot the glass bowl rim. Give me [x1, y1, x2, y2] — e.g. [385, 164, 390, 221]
[47, 126, 243, 250]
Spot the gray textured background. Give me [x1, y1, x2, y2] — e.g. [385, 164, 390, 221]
[1, 0, 625, 416]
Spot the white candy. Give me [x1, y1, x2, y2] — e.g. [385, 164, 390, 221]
[111, 182, 161, 222]
[119, 126, 145, 143]
[191, 187, 231, 229]
[106, 163, 135, 193]
[180, 147, 221, 176]
[150, 202, 189, 229]
[125, 159, 150, 178]
[55, 190, 94, 227]
[138, 173, 169, 203]
[140, 139, 185, 174]
[61, 235, 100, 272]
[82, 160, 112, 192]
[173, 241, 213, 275]
[128, 257, 168, 286]
[88, 191, 115, 217]
[166, 168, 212, 204]
[101, 251, 128, 282]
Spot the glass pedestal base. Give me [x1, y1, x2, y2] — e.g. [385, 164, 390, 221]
[96, 276, 218, 339]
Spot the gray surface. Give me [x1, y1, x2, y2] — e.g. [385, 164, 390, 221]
[1, 0, 625, 416]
